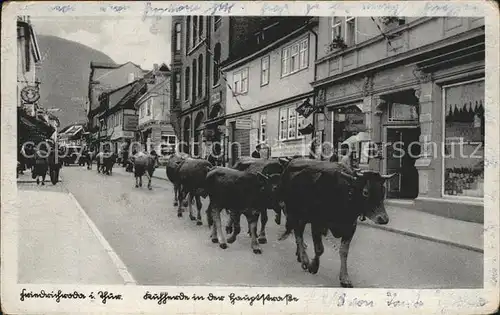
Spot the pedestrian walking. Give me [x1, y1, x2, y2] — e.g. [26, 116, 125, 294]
[251, 144, 262, 158]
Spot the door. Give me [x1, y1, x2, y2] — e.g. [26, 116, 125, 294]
[386, 128, 403, 198]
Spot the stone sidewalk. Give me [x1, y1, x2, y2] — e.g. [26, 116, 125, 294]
[17, 182, 135, 285]
[111, 165, 484, 253]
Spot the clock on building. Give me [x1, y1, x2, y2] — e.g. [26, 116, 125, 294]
[20, 85, 40, 103]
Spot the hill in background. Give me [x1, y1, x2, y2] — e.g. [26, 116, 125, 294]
[36, 35, 116, 129]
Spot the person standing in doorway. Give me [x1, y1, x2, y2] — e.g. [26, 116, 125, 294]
[251, 144, 261, 158]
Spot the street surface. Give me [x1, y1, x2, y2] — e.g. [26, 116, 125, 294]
[45, 165, 482, 288]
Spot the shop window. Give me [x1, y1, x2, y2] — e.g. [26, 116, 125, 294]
[443, 79, 484, 198]
[281, 37, 308, 77]
[279, 105, 305, 141]
[259, 112, 267, 143]
[261, 55, 270, 86]
[331, 104, 365, 153]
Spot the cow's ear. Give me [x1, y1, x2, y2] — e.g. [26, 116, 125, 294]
[257, 172, 269, 181]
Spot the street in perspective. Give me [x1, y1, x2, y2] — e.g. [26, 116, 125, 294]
[15, 14, 485, 289]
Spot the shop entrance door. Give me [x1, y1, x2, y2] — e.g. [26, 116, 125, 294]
[385, 126, 421, 199]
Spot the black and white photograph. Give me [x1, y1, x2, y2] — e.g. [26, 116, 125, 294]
[2, 1, 499, 314]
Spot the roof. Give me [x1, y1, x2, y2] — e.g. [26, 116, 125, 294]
[134, 76, 169, 107]
[222, 17, 315, 70]
[90, 61, 143, 70]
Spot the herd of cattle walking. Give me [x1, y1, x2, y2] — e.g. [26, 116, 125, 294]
[19, 140, 397, 288]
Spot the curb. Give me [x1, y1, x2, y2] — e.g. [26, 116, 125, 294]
[60, 174, 137, 285]
[358, 221, 484, 254]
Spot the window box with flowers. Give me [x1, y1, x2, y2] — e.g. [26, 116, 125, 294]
[328, 36, 347, 52]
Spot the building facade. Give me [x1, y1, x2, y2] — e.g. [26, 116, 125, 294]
[312, 17, 485, 222]
[220, 17, 318, 164]
[87, 61, 146, 145]
[172, 16, 278, 159]
[135, 64, 176, 156]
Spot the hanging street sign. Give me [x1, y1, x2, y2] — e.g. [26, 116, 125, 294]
[20, 85, 40, 103]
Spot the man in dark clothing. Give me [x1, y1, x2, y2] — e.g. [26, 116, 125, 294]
[251, 144, 261, 158]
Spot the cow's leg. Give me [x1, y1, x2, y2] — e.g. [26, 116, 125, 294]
[227, 211, 242, 244]
[212, 206, 227, 249]
[139, 176, 143, 187]
[135, 176, 139, 188]
[173, 185, 179, 206]
[335, 224, 357, 288]
[258, 209, 268, 244]
[41, 171, 46, 186]
[275, 208, 282, 225]
[206, 202, 213, 228]
[195, 195, 202, 225]
[294, 220, 309, 270]
[225, 212, 234, 234]
[245, 210, 262, 254]
[146, 172, 152, 190]
[188, 193, 196, 221]
[177, 189, 185, 218]
[308, 223, 325, 274]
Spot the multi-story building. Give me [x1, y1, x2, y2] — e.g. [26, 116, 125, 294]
[312, 17, 485, 222]
[171, 16, 277, 158]
[87, 61, 147, 146]
[135, 63, 176, 157]
[219, 17, 318, 164]
[97, 77, 147, 153]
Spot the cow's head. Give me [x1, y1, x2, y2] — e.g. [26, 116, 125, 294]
[340, 170, 396, 225]
[256, 172, 282, 201]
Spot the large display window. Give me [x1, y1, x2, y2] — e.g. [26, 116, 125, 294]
[442, 79, 484, 198]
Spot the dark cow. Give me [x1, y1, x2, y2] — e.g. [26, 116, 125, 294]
[176, 158, 214, 225]
[228, 157, 288, 244]
[102, 152, 118, 175]
[205, 167, 280, 254]
[132, 151, 158, 190]
[165, 153, 189, 206]
[279, 159, 395, 288]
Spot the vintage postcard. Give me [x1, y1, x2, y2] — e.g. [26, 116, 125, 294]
[1, 1, 499, 314]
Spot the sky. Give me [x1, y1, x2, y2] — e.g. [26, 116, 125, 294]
[31, 16, 172, 70]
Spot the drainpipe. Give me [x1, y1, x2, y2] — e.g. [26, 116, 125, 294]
[307, 22, 320, 158]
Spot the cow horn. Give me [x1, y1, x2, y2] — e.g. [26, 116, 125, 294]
[381, 173, 397, 180]
[257, 172, 270, 180]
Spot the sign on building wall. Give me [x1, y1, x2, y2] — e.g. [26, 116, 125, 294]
[235, 116, 252, 130]
[211, 91, 221, 105]
[123, 115, 138, 131]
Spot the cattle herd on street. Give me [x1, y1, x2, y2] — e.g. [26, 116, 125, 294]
[19, 141, 396, 288]
[164, 153, 396, 288]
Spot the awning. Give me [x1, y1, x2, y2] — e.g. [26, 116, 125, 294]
[198, 116, 226, 131]
[342, 132, 370, 145]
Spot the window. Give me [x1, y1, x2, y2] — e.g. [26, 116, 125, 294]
[279, 105, 305, 140]
[281, 38, 308, 77]
[186, 17, 191, 51]
[147, 98, 152, 116]
[213, 43, 221, 85]
[175, 23, 181, 52]
[261, 55, 270, 86]
[443, 79, 484, 198]
[345, 17, 356, 46]
[140, 106, 144, 118]
[184, 67, 190, 101]
[198, 55, 203, 98]
[193, 16, 198, 47]
[259, 112, 267, 143]
[233, 68, 249, 94]
[192, 60, 197, 101]
[128, 73, 135, 83]
[174, 73, 181, 100]
[331, 17, 356, 46]
[214, 16, 222, 31]
[331, 17, 342, 40]
[199, 16, 204, 39]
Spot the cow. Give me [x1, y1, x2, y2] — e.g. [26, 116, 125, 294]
[205, 167, 280, 254]
[47, 147, 63, 185]
[132, 151, 158, 190]
[227, 157, 287, 244]
[279, 159, 395, 288]
[102, 152, 118, 175]
[165, 153, 189, 207]
[176, 158, 214, 225]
